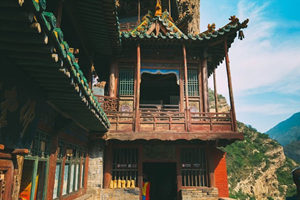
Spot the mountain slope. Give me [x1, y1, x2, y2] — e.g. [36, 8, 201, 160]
[208, 90, 298, 199]
[283, 140, 300, 163]
[224, 122, 297, 199]
[266, 112, 300, 146]
[266, 112, 300, 163]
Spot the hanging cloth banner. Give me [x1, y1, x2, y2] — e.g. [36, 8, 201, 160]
[140, 69, 180, 85]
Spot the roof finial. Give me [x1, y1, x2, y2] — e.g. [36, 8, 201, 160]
[155, 0, 162, 16]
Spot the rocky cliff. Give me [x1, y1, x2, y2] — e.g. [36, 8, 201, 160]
[225, 123, 297, 199]
[177, 0, 200, 34]
[208, 90, 298, 199]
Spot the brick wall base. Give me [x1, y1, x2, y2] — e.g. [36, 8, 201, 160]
[99, 188, 140, 200]
[181, 187, 219, 200]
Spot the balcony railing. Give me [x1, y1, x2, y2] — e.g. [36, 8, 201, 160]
[96, 96, 235, 133]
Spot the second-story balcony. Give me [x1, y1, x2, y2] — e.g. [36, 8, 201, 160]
[96, 96, 242, 141]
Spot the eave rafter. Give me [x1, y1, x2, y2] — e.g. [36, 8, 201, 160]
[0, 0, 111, 132]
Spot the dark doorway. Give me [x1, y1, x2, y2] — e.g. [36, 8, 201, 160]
[143, 162, 177, 200]
[140, 72, 179, 107]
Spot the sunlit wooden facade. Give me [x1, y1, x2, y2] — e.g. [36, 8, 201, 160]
[0, 0, 248, 199]
[99, 0, 248, 199]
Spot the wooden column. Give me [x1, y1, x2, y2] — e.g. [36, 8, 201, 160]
[109, 61, 117, 97]
[103, 144, 112, 188]
[169, 0, 171, 16]
[84, 154, 89, 189]
[59, 152, 67, 198]
[46, 136, 58, 200]
[213, 69, 218, 113]
[202, 57, 209, 112]
[207, 146, 216, 187]
[88, 64, 93, 89]
[224, 39, 237, 131]
[182, 44, 189, 131]
[138, 0, 141, 23]
[56, 0, 63, 28]
[138, 145, 143, 200]
[198, 61, 203, 112]
[176, 147, 182, 194]
[179, 67, 184, 112]
[135, 44, 141, 132]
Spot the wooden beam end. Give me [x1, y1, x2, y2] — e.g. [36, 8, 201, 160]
[12, 148, 29, 155]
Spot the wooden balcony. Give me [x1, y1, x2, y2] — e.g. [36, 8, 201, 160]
[106, 111, 234, 132]
[96, 96, 242, 141]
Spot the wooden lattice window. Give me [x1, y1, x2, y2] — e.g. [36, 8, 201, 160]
[62, 146, 83, 195]
[31, 131, 50, 157]
[53, 142, 65, 199]
[20, 131, 50, 200]
[119, 69, 134, 95]
[112, 148, 138, 187]
[187, 69, 199, 96]
[181, 148, 209, 187]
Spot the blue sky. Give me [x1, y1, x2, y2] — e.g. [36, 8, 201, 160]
[201, 0, 300, 132]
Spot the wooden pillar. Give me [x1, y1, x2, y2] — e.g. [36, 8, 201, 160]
[198, 61, 203, 112]
[103, 144, 112, 188]
[84, 154, 89, 189]
[109, 61, 117, 97]
[59, 152, 66, 198]
[30, 159, 39, 199]
[135, 44, 141, 132]
[213, 69, 218, 113]
[224, 39, 237, 131]
[138, 0, 141, 23]
[138, 145, 143, 200]
[169, 0, 171, 16]
[46, 136, 58, 200]
[207, 146, 216, 187]
[202, 57, 209, 112]
[179, 67, 184, 112]
[176, 147, 182, 194]
[56, 0, 63, 28]
[88, 64, 93, 89]
[182, 44, 189, 131]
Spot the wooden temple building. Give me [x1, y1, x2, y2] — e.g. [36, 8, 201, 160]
[0, 0, 117, 199]
[0, 0, 248, 200]
[98, 0, 248, 200]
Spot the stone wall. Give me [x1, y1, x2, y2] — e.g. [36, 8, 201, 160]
[181, 187, 219, 200]
[100, 188, 140, 200]
[87, 141, 104, 199]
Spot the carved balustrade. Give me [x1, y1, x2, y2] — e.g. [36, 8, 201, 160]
[96, 95, 119, 112]
[96, 96, 234, 133]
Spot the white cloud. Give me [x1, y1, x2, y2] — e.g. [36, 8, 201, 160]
[206, 0, 300, 97]
[203, 0, 300, 131]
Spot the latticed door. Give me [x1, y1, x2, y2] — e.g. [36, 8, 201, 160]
[119, 69, 134, 96]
